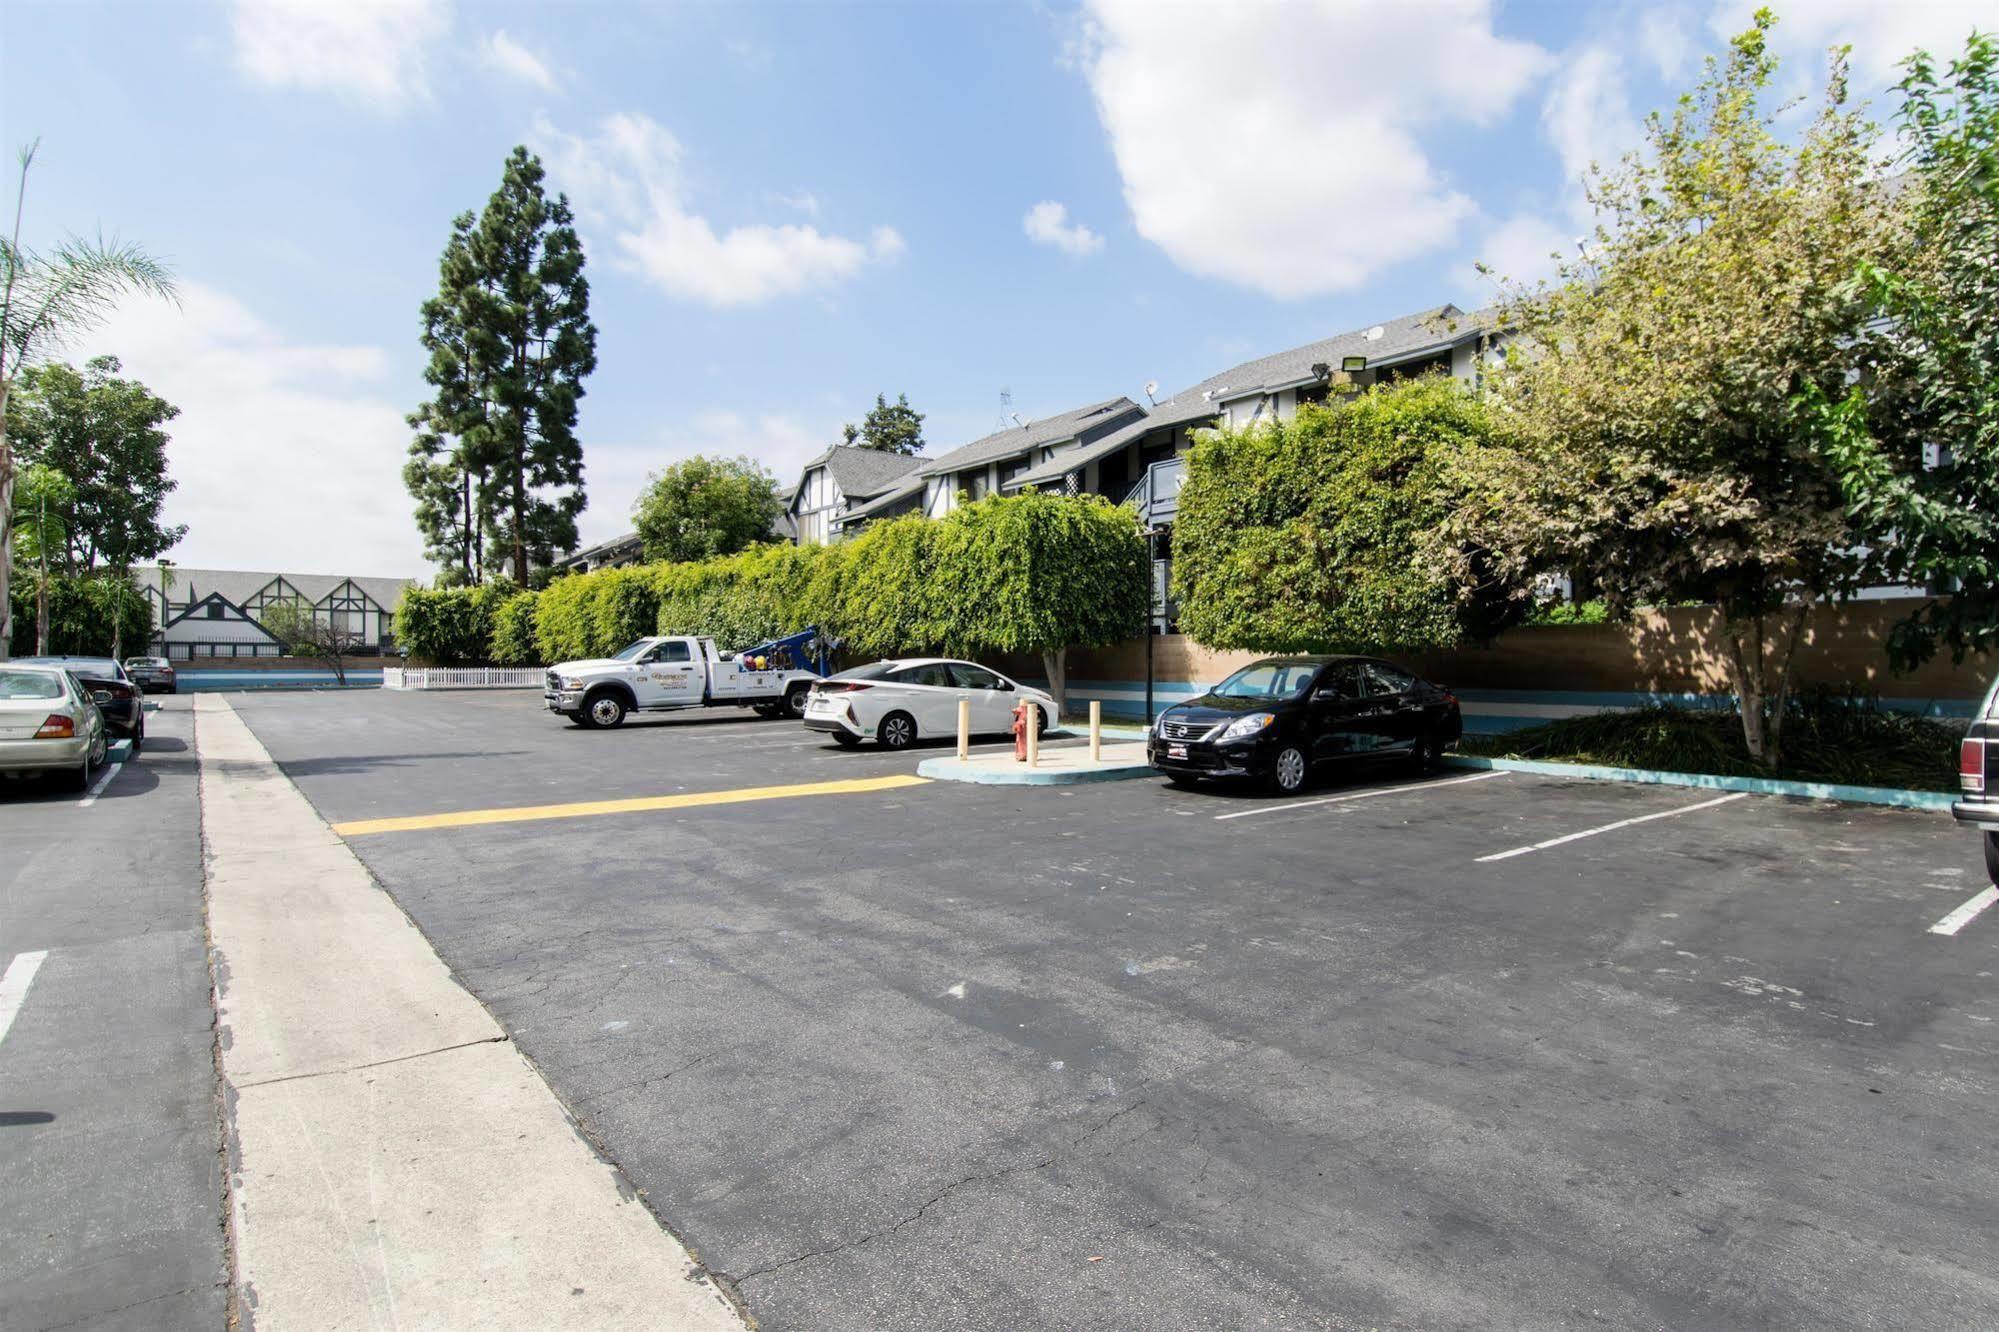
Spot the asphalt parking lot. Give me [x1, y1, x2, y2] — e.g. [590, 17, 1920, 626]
[0, 698, 227, 1331]
[207, 686, 1998, 1331]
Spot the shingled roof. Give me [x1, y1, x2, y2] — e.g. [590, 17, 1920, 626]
[790, 444, 927, 504]
[917, 397, 1143, 477]
[1005, 304, 1490, 493]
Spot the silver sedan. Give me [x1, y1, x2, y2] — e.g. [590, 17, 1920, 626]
[0, 663, 109, 792]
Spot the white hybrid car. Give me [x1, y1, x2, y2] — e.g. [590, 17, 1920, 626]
[803, 658, 1057, 750]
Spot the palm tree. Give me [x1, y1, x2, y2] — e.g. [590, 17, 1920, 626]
[1, 139, 176, 659]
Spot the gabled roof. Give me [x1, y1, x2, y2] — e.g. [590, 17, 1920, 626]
[790, 444, 927, 506]
[556, 532, 644, 570]
[917, 397, 1143, 477]
[1004, 304, 1491, 493]
[829, 472, 928, 529]
[131, 567, 414, 611]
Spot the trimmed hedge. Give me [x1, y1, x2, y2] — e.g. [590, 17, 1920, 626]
[395, 493, 1147, 685]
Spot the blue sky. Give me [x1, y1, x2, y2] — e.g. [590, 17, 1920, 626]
[3, 0, 1986, 578]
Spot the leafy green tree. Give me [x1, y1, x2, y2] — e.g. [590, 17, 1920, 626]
[6, 570, 150, 658]
[632, 454, 781, 563]
[1173, 377, 1524, 654]
[1439, 13, 1899, 769]
[8, 356, 184, 573]
[1812, 32, 1999, 670]
[259, 601, 360, 685]
[927, 490, 1146, 709]
[9, 461, 71, 653]
[391, 580, 520, 665]
[1, 140, 175, 659]
[410, 146, 597, 587]
[844, 392, 926, 456]
[489, 589, 541, 666]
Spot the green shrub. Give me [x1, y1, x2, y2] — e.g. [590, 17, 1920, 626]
[7, 573, 152, 657]
[1173, 377, 1525, 652]
[1526, 599, 1611, 626]
[393, 581, 516, 664]
[489, 590, 541, 665]
[1461, 691, 1965, 791]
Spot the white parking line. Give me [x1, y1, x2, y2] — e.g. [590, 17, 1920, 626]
[1214, 770, 1508, 822]
[79, 760, 124, 807]
[0, 950, 49, 1046]
[1475, 791, 1750, 862]
[1928, 887, 1999, 937]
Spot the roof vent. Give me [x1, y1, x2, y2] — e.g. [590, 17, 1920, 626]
[1366, 325, 1385, 341]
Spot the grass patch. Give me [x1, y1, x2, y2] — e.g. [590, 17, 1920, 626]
[1459, 691, 1965, 792]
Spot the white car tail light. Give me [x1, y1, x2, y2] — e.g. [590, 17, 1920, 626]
[1962, 737, 1987, 795]
[35, 714, 75, 739]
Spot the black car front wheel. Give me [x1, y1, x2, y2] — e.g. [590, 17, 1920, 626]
[1268, 744, 1309, 795]
[1407, 731, 1441, 775]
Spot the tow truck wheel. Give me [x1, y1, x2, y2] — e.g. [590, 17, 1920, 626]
[783, 682, 811, 719]
[582, 690, 628, 729]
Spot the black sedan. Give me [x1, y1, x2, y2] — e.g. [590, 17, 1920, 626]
[15, 656, 145, 753]
[1952, 671, 1998, 887]
[1148, 656, 1461, 794]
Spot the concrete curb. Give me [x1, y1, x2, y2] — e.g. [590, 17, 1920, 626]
[917, 752, 1156, 785]
[1443, 754, 1955, 811]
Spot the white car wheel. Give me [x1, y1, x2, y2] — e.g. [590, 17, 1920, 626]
[879, 712, 917, 750]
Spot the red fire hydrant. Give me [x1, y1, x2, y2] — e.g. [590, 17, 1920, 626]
[1012, 698, 1034, 762]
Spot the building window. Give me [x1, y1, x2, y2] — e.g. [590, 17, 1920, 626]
[964, 470, 989, 501]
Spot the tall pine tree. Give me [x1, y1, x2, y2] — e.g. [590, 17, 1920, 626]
[409, 148, 596, 586]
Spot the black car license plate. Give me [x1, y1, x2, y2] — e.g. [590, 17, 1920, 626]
[1167, 743, 1188, 760]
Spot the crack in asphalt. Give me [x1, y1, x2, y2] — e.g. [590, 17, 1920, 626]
[729, 1098, 1156, 1286]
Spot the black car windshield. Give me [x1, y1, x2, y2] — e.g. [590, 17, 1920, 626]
[1211, 662, 1319, 700]
[611, 641, 654, 662]
[831, 661, 899, 681]
[0, 668, 64, 700]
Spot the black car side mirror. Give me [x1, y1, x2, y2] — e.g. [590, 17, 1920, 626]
[1311, 687, 1342, 703]
[92, 689, 114, 705]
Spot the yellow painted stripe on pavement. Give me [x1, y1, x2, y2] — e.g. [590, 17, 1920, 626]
[331, 773, 929, 837]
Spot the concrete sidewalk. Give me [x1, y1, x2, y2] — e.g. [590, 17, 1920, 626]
[196, 697, 744, 1329]
[918, 739, 1154, 784]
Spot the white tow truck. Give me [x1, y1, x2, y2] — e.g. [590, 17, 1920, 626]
[544, 628, 830, 729]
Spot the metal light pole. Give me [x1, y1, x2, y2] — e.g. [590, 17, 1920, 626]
[1143, 525, 1159, 726]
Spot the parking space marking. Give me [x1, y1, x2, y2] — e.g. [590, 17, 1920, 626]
[1475, 791, 1749, 862]
[0, 950, 48, 1047]
[330, 773, 930, 837]
[1214, 770, 1508, 821]
[79, 760, 124, 807]
[1928, 887, 1999, 937]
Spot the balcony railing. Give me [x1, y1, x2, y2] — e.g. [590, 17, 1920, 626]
[1121, 456, 1187, 527]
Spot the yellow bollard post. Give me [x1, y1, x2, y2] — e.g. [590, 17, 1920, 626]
[957, 698, 971, 761]
[1089, 700, 1102, 763]
[1026, 705, 1040, 768]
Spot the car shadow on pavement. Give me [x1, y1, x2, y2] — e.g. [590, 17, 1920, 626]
[272, 751, 534, 778]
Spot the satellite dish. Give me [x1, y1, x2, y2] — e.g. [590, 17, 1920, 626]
[1366, 325, 1385, 341]
[1143, 379, 1159, 405]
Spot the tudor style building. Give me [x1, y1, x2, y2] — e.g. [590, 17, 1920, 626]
[130, 567, 414, 659]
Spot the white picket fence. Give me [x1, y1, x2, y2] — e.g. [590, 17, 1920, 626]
[382, 666, 543, 691]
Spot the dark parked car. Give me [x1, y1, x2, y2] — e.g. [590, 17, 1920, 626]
[14, 656, 144, 753]
[1148, 655, 1462, 794]
[1953, 672, 1999, 887]
[124, 655, 177, 694]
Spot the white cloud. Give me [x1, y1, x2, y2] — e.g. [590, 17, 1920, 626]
[1470, 212, 1578, 292]
[82, 280, 424, 577]
[1076, 0, 1550, 298]
[1638, 6, 1699, 81]
[1708, 0, 1990, 95]
[1022, 201, 1105, 257]
[1542, 46, 1642, 205]
[480, 29, 557, 93]
[532, 112, 904, 308]
[577, 411, 830, 547]
[772, 190, 821, 217]
[232, 0, 451, 113]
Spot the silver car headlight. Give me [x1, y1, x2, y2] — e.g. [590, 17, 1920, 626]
[1218, 712, 1276, 742]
